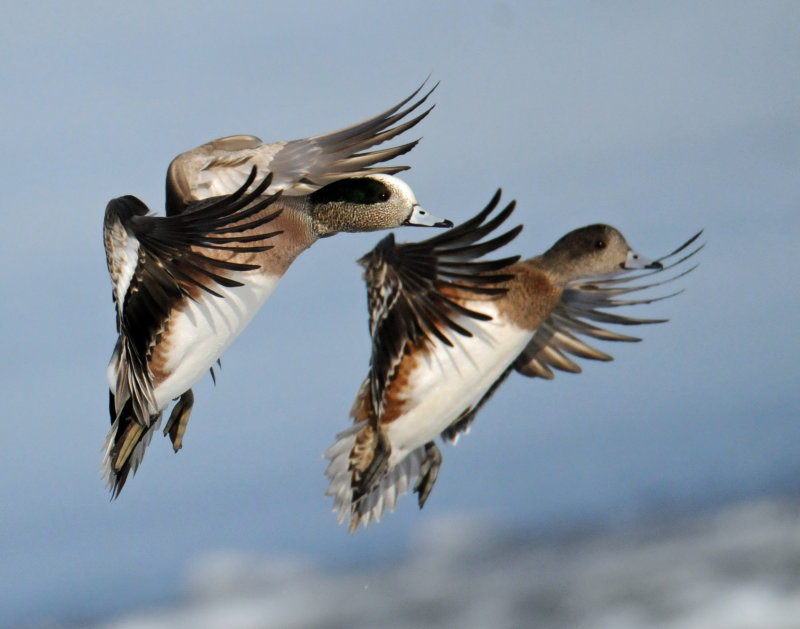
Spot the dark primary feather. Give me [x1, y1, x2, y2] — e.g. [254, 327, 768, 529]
[297, 79, 438, 180]
[360, 190, 522, 415]
[128, 168, 281, 298]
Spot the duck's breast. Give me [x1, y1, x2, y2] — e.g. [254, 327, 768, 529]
[149, 208, 318, 409]
[149, 271, 282, 409]
[382, 302, 533, 466]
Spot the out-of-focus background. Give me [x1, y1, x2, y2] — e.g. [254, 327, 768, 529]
[1, 2, 798, 628]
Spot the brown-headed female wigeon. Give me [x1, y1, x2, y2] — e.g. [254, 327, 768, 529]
[325, 193, 701, 531]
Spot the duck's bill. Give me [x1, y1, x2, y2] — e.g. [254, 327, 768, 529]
[622, 249, 663, 270]
[405, 204, 453, 228]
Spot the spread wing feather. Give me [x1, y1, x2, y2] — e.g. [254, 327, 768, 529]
[359, 190, 522, 415]
[166, 81, 437, 214]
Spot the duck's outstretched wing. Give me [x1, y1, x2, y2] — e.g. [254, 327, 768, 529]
[322, 192, 521, 531]
[105, 167, 283, 419]
[103, 168, 282, 496]
[514, 231, 704, 379]
[359, 189, 522, 416]
[166, 81, 437, 215]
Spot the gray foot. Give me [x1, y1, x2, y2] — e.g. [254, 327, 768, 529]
[163, 389, 194, 452]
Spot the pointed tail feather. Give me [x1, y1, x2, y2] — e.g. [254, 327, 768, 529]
[101, 397, 163, 498]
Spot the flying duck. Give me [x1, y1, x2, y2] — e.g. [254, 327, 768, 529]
[325, 193, 702, 531]
[103, 165, 451, 497]
[102, 82, 453, 497]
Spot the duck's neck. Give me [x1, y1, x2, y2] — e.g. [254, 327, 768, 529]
[530, 253, 574, 288]
[539, 250, 626, 287]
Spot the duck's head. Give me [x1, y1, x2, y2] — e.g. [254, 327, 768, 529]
[308, 174, 452, 237]
[543, 224, 662, 281]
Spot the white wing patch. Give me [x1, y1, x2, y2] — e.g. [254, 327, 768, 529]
[105, 220, 140, 313]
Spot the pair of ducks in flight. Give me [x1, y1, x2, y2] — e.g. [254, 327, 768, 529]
[103, 83, 701, 532]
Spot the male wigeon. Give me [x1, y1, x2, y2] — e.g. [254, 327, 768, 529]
[103, 165, 451, 496]
[325, 192, 702, 531]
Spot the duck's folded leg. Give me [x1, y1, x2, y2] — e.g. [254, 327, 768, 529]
[163, 389, 194, 452]
[414, 441, 442, 508]
[352, 427, 391, 505]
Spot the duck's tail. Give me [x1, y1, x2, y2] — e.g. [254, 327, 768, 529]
[101, 392, 163, 498]
[324, 422, 428, 533]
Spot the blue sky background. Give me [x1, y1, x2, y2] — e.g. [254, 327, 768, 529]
[1, 2, 798, 626]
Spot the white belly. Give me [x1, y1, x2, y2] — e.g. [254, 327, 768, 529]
[152, 272, 280, 409]
[384, 305, 532, 466]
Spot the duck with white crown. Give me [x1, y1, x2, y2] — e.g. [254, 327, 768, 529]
[102, 83, 451, 497]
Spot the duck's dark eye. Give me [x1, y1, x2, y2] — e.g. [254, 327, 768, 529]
[378, 191, 390, 202]
[595, 239, 606, 249]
